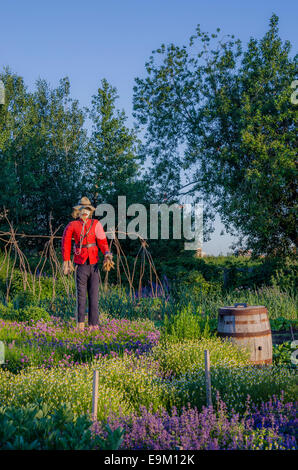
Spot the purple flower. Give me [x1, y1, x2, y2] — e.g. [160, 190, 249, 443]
[93, 396, 297, 450]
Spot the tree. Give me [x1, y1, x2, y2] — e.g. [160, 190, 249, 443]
[0, 68, 32, 227]
[87, 78, 145, 208]
[0, 69, 87, 234]
[132, 14, 297, 256]
[30, 76, 88, 231]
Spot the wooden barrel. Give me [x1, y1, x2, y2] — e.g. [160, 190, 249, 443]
[217, 303, 272, 365]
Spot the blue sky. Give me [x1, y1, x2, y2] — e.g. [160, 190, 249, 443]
[1, 0, 297, 254]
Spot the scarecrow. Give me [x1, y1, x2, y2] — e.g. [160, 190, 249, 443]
[61, 197, 114, 330]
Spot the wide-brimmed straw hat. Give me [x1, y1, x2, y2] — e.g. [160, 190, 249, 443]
[72, 197, 96, 218]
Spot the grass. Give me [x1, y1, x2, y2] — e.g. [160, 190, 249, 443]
[173, 285, 298, 322]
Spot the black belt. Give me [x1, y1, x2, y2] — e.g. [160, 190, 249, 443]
[76, 243, 96, 249]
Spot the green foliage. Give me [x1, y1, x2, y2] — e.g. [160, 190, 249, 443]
[0, 315, 159, 373]
[1, 343, 295, 417]
[176, 269, 220, 296]
[12, 291, 38, 309]
[0, 364, 132, 420]
[0, 69, 88, 234]
[159, 252, 298, 292]
[96, 423, 125, 451]
[0, 301, 15, 319]
[0, 252, 76, 307]
[271, 317, 298, 332]
[12, 305, 51, 322]
[157, 253, 225, 289]
[153, 337, 250, 377]
[0, 251, 296, 430]
[97, 285, 168, 323]
[87, 78, 144, 205]
[0, 254, 296, 328]
[20, 305, 51, 322]
[172, 365, 297, 413]
[0, 403, 124, 450]
[0, 301, 50, 323]
[169, 283, 297, 322]
[271, 263, 298, 294]
[40, 295, 76, 319]
[133, 14, 297, 256]
[163, 303, 214, 342]
[273, 342, 296, 367]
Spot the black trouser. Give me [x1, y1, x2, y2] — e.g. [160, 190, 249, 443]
[75, 261, 99, 325]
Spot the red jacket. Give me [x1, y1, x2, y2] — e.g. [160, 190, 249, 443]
[61, 218, 110, 264]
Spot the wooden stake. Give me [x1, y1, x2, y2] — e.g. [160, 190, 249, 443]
[92, 370, 99, 421]
[204, 350, 212, 407]
[0, 341, 4, 365]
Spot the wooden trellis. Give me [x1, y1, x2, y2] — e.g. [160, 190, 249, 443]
[0, 212, 165, 302]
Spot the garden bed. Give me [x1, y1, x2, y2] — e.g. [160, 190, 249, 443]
[0, 273, 297, 450]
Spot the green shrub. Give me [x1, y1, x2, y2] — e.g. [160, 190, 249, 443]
[162, 302, 216, 342]
[0, 252, 75, 303]
[40, 296, 76, 319]
[132, 297, 166, 323]
[153, 337, 250, 376]
[158, 252, 298, 292]
[273, 342, 297, 366]
[97, 286, 136, 320]
[0, 301, 50, 323]
[96, 285, 170, 323]
[0, 302, 15, 320]
[0, 364, 132, 421]
[271, 265, 298, 294]
[171, 365, 297, 413]
[90, 355, 170, 412]
[18, 306, 51, 322]
[12, 291, 38, 309]
[0, 403, 124, 450]
[168, 284, 297, 322]
[176, 270, 219, 296]
[271, 317, 298, 331]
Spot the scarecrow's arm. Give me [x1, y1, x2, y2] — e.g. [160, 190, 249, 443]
[61, 222, 74, 261]
[95, 221, 114, 271]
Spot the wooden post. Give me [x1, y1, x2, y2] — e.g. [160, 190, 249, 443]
[0, 341, 4, 365]
[92, 370, 99, 421]
[204, 350, 212, 407]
